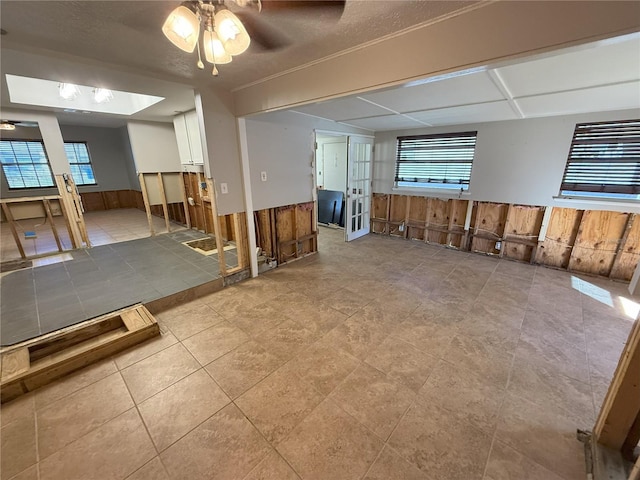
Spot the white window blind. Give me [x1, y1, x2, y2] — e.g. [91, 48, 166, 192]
[561, 119, 640, 196]
[395, 131, 477, 189]
[0, 140, 55, 189]
[64, 142, 96, 186]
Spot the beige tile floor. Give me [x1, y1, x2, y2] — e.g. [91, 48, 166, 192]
[1, 226, 638, 480]
[1, 209, 180, 262]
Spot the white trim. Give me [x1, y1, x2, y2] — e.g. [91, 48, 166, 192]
[315, 129, 374, 139]
[552, 195, 640, 212]
[237, 117, 259, 277]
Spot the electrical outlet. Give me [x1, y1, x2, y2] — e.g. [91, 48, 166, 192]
[220, 183, 228, 194]
[260, 171, 267, 182]
[495, 241, 502, 250]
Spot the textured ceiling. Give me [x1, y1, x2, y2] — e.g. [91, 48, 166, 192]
[0, 0, 477, 90]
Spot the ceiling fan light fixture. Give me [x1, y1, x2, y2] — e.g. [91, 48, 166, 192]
[214, 9, 250, 56]
[203, 29, 232, 65]
[59, 83, 80, 100]
[0, 121, 16, 131]
[162, 5, 200, 53]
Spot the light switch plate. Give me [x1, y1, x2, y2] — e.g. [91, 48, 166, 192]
[260, 171, 267, 182]
[220, 183, 228, 194]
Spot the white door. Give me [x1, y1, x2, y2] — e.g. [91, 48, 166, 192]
[345, 135, 373, 241]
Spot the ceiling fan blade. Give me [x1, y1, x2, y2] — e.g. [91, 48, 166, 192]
[260, 0, 346, 17]
[235, 12, 292, 51]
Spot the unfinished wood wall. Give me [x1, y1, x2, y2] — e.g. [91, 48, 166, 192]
[371, 193, 640, 281]
[80, 190, 143, 212]
[254, 201, 317, 265]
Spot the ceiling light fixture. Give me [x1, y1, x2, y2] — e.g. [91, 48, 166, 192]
[0, 121, 16, 131]
[59, 83, 80, 100]
[162, 1, 254, 76]
[93, 88, 114, 104]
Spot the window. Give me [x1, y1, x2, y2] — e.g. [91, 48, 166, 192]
[64, 142, 96, 186]
[560, 120, 640, 200]
[0, 140, 55, 189]
[395, 131, 477, 190]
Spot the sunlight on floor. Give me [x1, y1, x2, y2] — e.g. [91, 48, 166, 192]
[571, 276, 614, 307]
[619, 296, 640, 320]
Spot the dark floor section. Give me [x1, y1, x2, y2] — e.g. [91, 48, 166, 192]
[1, 231, 230, 346]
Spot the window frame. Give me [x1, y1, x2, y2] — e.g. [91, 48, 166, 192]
[559, 119, 640, 201]
[0, 139, 56, 190]
[64, 141, 97, 186]
[394, 131, 478, 191]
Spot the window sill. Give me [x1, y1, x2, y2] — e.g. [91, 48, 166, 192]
[553, 196, 640, 211]
[392, 186, 471, 199]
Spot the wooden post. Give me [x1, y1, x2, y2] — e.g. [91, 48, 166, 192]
[42, 199, 63, 252]
[610, 214, 636, 278]
[471, 202, 484, 252]
[446, 200, 455, 246]
[567, 210, 586, 271]
[138, 173, 155, 236]
[54, 175, 84, 248]
[205, 178, 227, 277]
[1, 203, 26, 259]
[179, 173, 191, 229]
[293, 204, 299, 258]
[385, 194, 391, 235]
[157, 173, 171, 233]
[594, 318, 640, 450]
[500, 204, 513, 257]
[65, 175, 90, 247]
[462, 200, 473, 251]
[404, 196, 411, 240]
[424, 198, 432, 244]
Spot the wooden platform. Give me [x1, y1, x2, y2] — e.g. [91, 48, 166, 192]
[0, 304, 159, 403]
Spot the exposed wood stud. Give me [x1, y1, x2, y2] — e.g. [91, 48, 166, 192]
[206, 178, 227, 277]
[1, 203, 25, 259]
[446, 200, 455, 246]
[179, 173, 192, 229]
[610, 214, 636, 278]
[42, 199, 63, 252]
[138, 173, 155, 236]
[594, 318, 640, 451]
[157, 173, 171, 233]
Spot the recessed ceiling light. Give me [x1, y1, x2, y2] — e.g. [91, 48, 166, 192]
[59, 83, 80, 100]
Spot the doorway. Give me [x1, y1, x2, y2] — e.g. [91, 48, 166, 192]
[314, 131, 374, 242]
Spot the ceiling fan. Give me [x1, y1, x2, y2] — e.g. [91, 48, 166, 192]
[162, 0, 346, 76]
[0, 120, 39, 131]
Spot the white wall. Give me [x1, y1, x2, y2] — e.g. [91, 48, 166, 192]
[126, 121, 180, 174]
[244, 111, 369, 211]
[374, 109, 640, 212]
[196, 89, 244, 215]
[317, 136, 347, 192]
[119, 126, 140, 190]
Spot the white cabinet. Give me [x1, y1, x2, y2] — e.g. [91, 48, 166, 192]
[173, 110, 204, 165]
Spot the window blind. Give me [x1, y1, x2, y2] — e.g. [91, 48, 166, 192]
[395, 131, 477, 187]
[64, 142, 96, 185]
[561, 119, 640, 195]
[0, 140, 55, 188]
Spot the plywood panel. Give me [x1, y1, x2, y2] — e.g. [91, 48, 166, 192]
[448, 199, 468, 248]
[276, 205, 296, 261]
[372, 193, 389, 219]
[538, 208, 582, 269]
[472, 202, 508, 253]
[610, 215, 640, 281]
[80, 192, 106, 211]
[426, 198, 449, 245]
[407, 196, 427, 240]
[163, 173, 184, 204]
[569, 210, 629, 276]
[102, 191, 120, 210]
[297, 202, 314, 254]
[504, 205, 544, 262]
